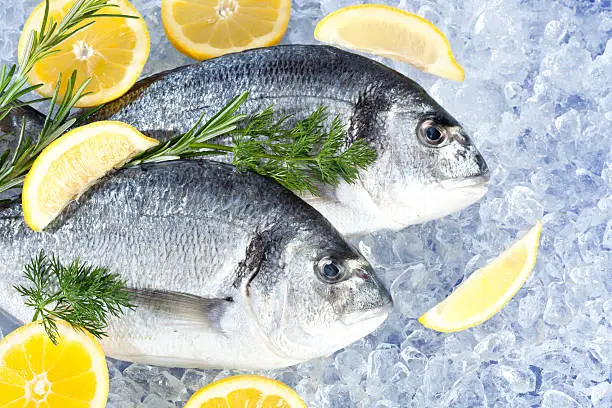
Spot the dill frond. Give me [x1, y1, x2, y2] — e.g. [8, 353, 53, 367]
[130, 93, 377, 195]
[15, 252, 134, 344]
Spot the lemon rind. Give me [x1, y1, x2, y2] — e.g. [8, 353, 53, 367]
[185, 374, 306, 407]
[161, 0, 291, 60]
[0, 320, 109, 407]
[18, 0, 150, 108]
[22, 121, 158, 231]
[314, 4, 464, 82]
[419, 221, 542, 332]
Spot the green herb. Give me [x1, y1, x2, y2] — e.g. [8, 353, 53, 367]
[0, 0, 136, 195]
[0, 73, 90, 195]
[0, 0, 135, 120]
[15, 252, 134, 344]
[129, 92, 377, 194]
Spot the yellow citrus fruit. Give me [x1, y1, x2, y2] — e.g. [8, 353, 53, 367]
[162, 0, 292, 60]
[22, 121, 159, 231]
[314, 4, 465, 81]
[18, 0, 150, 107]
[184, 375, 306, 408]
[0, 320, 109, 408]
[419, 221, 543, 332]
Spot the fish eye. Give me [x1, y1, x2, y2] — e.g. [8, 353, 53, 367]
[316, 257, 344, 283]
[418, 119, 448, 147]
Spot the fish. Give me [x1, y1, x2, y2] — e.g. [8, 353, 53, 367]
[1, 45, 490, 237]
[0, 160, 392, 369]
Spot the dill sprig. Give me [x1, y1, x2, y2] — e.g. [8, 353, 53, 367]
[231, 106, 376, 194]
[129, 92, 377, 194]
[0, 0, 135, 195]
[15, 252, 134, 344]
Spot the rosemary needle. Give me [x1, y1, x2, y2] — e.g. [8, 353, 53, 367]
[129, 92, 377, 195]
[0, 0, 135, 195]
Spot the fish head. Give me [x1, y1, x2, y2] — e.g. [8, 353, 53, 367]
[245, 232, 392, 363]
[361, 93, 490, 229]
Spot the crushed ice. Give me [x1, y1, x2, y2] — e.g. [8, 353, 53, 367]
[0, 0, 610, 406]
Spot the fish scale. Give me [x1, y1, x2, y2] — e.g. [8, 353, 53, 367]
[0, 160, 392, 369]
[90, 45, 490, 236]
[1, 45, 490, 236]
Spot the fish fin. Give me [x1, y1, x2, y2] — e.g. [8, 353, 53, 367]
[128, 288, 232, 332]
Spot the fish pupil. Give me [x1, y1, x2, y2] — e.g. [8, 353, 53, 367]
[323, 263, 340, 278]
[426, 126, 442, 141]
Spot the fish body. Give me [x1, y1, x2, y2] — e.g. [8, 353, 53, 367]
[0, 160, 391, 369]
[2, 45, 490, 236]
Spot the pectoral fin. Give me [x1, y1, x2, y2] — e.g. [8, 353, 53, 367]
[127, 288, 233, 332]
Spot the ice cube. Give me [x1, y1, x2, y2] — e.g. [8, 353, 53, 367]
[367, 345, 400, 384]
[334, 349, 367, 384]
[181, 369, 208, 393]
[541, 390, 582, 408]
[543, 283, 573, 327]
[123, 364, 159, 391]
[139, 394, 172, 408]
[588, 381, 612, 408]
[445, 373, 488, 407]
[109, 377, 146, 404]
[500, 365, 536, 394]
[474, 330, 516, 361]
[149, 371, 189, 402]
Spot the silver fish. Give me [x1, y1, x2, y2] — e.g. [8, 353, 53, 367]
[2, 45, 490, 237]
[0, 160, 392, 369]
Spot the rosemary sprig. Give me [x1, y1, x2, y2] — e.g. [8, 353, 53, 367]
[129, 93, 377, 194]
[0, 0, 134, 120]
[15, 252, 134, 344]
[0, 0, 136, 195]
[0, 73, 90, 194]
[128, 92, 249, 165]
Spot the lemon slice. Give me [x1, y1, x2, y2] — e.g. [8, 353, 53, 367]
[184, 375, 306, 407]
[18, 0, 150, 107]
[22, 121, 158, 231]
[0, 320, 109, 408]
[314, 5, 465, 81]
[419, 221, 543, 332]
[162, 0, 291, 60]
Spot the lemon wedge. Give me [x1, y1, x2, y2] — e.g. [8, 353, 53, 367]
[18, 0, 150, 107]
[315, 4, 465, 81]
[22, 121, 158, 231]
[184, 375, 306, 408]
[161, 0, 292, 60]
[0, 320, 109, 408]
[419, 221, 543, 332]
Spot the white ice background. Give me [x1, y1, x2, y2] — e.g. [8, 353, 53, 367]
[0, 0, 611, 407]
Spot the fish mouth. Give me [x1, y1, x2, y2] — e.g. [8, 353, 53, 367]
[439, 174, 491, 190]
[340, 301, 393, 327]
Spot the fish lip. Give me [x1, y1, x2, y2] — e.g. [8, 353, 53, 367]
[340, 301, 393, 326]
[439, 174, 491, 190]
